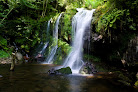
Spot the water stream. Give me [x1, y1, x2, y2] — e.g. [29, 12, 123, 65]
[44, 13, 62, 64]
[39, 19, 51, 56]
[63, 8, 95, 73]
[33, 19, 51, 58]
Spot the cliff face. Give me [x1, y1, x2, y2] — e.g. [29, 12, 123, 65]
[122, 36, 138, 66]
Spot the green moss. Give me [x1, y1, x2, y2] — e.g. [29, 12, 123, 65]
[114, 71, 132, 86]
[56, 67, 72, 74]
[53, 39, 71, 65]
[135, 81, 138, 87]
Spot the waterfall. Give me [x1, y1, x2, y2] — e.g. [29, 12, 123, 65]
[63, 8, 95, 73]
[39, 19, 51, 56]
[46, 19, 51, 38]
[44, 13, 62, 64]
[39, 42, 49, 56]
[35, 19, 51, 57]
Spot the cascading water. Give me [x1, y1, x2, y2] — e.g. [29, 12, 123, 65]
[63, 8, 95, 74]
[35, 19, 51, 57]
[44, 13, 62, 64]
[39, 42, 49, 56]
[39, 19, 51, 56]
[46, 19, 51, 38]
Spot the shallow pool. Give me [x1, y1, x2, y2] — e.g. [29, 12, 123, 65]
[0, 64, 137, 92]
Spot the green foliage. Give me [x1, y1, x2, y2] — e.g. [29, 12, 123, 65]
[84, 0, 104, 9]
[84, 54, 101, 62]
[0, 0, 54, 52]
[63, 14, 72, 32]
[53, 39, 71, 65]
[60, 13, 73, 41]
[108, 0, 138, 10]
[93, 0, 137, 36]
[58, 39, 71, 55]
[97, 8, 125, 32]
[20, 0, 37, 9]
[0, 50, 10, 58]
[0, 36, 9, 51]
[135, 81, 138, 87]
[0, 36, 7, 47]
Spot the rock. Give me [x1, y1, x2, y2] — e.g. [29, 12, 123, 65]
[56, 67, 72, 74]
[15, 52, 23, 61]
[122, 36, 138, 66]
[47, 67, 72, 75]
[47, 68, 57, 74]
[79, 62, 97, 74]
[0, 75, 2, 78]
[36, 57, 45, 62]
[15, 52, 23, 64]
[136, 72, 138, 79]
[0, 57, 11, 64]
[92, 33, 102, 41]
[135, 81, 138, 87]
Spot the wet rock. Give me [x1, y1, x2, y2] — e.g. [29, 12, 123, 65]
[56, 67, 72, 74]
[135, 81, 138, 87]
[79, 62, 97, 74]
[122, 36, 138, 66]
[136, 72, 138, 79]
[92, 33, 103, 41]
[47, 68, 58, 74]
[47, 67, 72, 74]
[36, 57, 45, 62]
[135, 72, 138, 87]
[15, 52, 23, 61]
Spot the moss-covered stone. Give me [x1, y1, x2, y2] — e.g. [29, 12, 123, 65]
[56, 67, 72, 74]
[135, 81, 138, 87]
[48, 67, 72, 75]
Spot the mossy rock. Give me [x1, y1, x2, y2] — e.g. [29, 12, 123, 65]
[56, 67, 72, 74]
[135, 81, 138, 87]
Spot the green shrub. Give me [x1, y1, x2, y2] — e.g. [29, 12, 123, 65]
[0, 50, 9, 58]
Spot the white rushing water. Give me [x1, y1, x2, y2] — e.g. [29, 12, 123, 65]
[45, 13, 62, 64]
[46, 19, 51, 37]
[63, 8, 95, 74]
[40, 42, 49, 55]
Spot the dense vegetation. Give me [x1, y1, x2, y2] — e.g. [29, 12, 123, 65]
[0, 0, 137, 87]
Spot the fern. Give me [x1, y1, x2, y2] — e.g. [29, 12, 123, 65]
[96, 8, 125, 32]
[20, 0, 37, 9]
